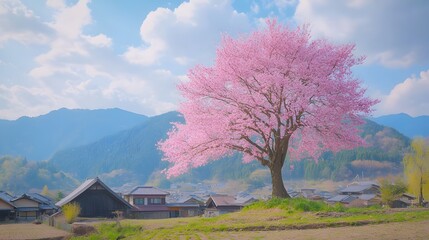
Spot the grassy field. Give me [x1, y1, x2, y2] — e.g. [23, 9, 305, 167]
[70, 198, 429, 240]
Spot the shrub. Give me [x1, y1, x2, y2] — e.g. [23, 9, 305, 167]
[245, 198, 331, 212]
[329, 203, 346, 212]
[62, 202, 81, 224]
[292, 198, 325, 212]
[380, 177, 407, 207]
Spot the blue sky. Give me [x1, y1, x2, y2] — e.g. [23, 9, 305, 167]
[0, 0, 428, 120]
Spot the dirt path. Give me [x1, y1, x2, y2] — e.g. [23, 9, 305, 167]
[204, 219, 429, 240]
[0, 223, 70, 240]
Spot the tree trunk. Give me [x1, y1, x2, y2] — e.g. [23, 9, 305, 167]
[419, 176, 424, 206]
[270, 164, 290, 198]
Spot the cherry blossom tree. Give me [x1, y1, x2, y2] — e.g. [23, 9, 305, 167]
[158, 20, 378, 198]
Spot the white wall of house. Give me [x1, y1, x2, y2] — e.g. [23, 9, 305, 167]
[13, 199, 38, 208]
[0, 200, 14, 210]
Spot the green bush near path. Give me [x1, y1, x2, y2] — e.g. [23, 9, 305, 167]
[244, 197, 349, 212]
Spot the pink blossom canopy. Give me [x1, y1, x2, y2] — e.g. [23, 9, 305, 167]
[159, 20, 378, 178]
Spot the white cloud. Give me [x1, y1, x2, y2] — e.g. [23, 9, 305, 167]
[377, 70, 429, 116]
[82, 34, 112, 48]
[123, 0, 251, 67]
[0, 83, 77, 119]
[294, 0, 429, 67]
[0, 0, 260, 120]
[0, 0, 33, 17]
[123, 44, 165, 66]
[0, 0, 52, 46]
[48, 0, 91, 39]
[46, 0, 66, 10]
[0, 0, 185, 120]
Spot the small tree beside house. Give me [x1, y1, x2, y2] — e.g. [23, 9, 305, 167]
[404, 138, 429, 206]
[62, 202, 81, 224]
[380, 178, 407, 207]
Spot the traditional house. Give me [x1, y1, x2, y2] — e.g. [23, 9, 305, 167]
[327, 182, 381, 207]
[0, 191, 15, 221]
[56, 177, 133, 218]
[167, 202, 201, 218]
[168, 195, 206, 217]
[123, 186, 170, 219]
[180, 195, 206, 207]
[347, 194, 381, 207]
[390, 193, 416, 208]
[11, 193, 57, 220]
[326, 194, 358, 205]
[340, 182, 380, 195]
[204, 194, 256, 217]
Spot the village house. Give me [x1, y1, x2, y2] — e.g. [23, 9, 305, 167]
[339, 182, 380, 195]
[0, 191, 15, 221]
[204, 194, 257, 217]
[11, 193, 57, 221]
[56, 177, 133, 218]
[167, 202, 201, 218]
[327, 182, 381, 207]
[123, 186, 171, 219]
[288, 188, 331, 201]
[390, 193, 416, 208]
[168, 195, 206, 217]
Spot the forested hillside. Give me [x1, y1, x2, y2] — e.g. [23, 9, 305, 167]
[0, 156, 79, 194]
[0, 108, 147, 161]
[50, 111, 181, 187]
[283, 119, 410, 181]
[50, 111, 411, 188]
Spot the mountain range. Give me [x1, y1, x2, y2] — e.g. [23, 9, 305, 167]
[372, 113, 429, 139]
[0, 108, 147, 161]
[0, 108, 428, 193]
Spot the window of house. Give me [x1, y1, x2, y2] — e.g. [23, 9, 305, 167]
[148, 198, 163, 205]
[133, 198, 144, 205]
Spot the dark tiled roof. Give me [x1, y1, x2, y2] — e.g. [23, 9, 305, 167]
[358, 194, 378, 201]
[11, 194, 44, 204]
[132, 205, 170, 212]
[402, 193, 416, 200]
[56, 178, 95, 207]
[0, 191, 15, 209]
[126, 186, 169, 196]
[208, 195, 244, 207]
[10, 193, 57, 210]
[56, 177, 133, 209]
[0, 191, 15, 208]
[340, 185, 373, 193]
[342, 195, 358, 204]
[176, 195, 206, 204]
[167, 203, 200, 208]
[0, 191, 15, 202]
[27, 193, 57, 210]
[327, 195, 349, 202]
[327, 194, 358, 204]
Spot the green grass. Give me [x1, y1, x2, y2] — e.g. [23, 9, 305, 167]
[71, 199, 429, 240]
[72, 223, 140, 240]
[244, 197, 347, 212]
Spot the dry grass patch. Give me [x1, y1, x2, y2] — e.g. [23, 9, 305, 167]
[206, 219, 429, 240]
[0, 223, 70, 240]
